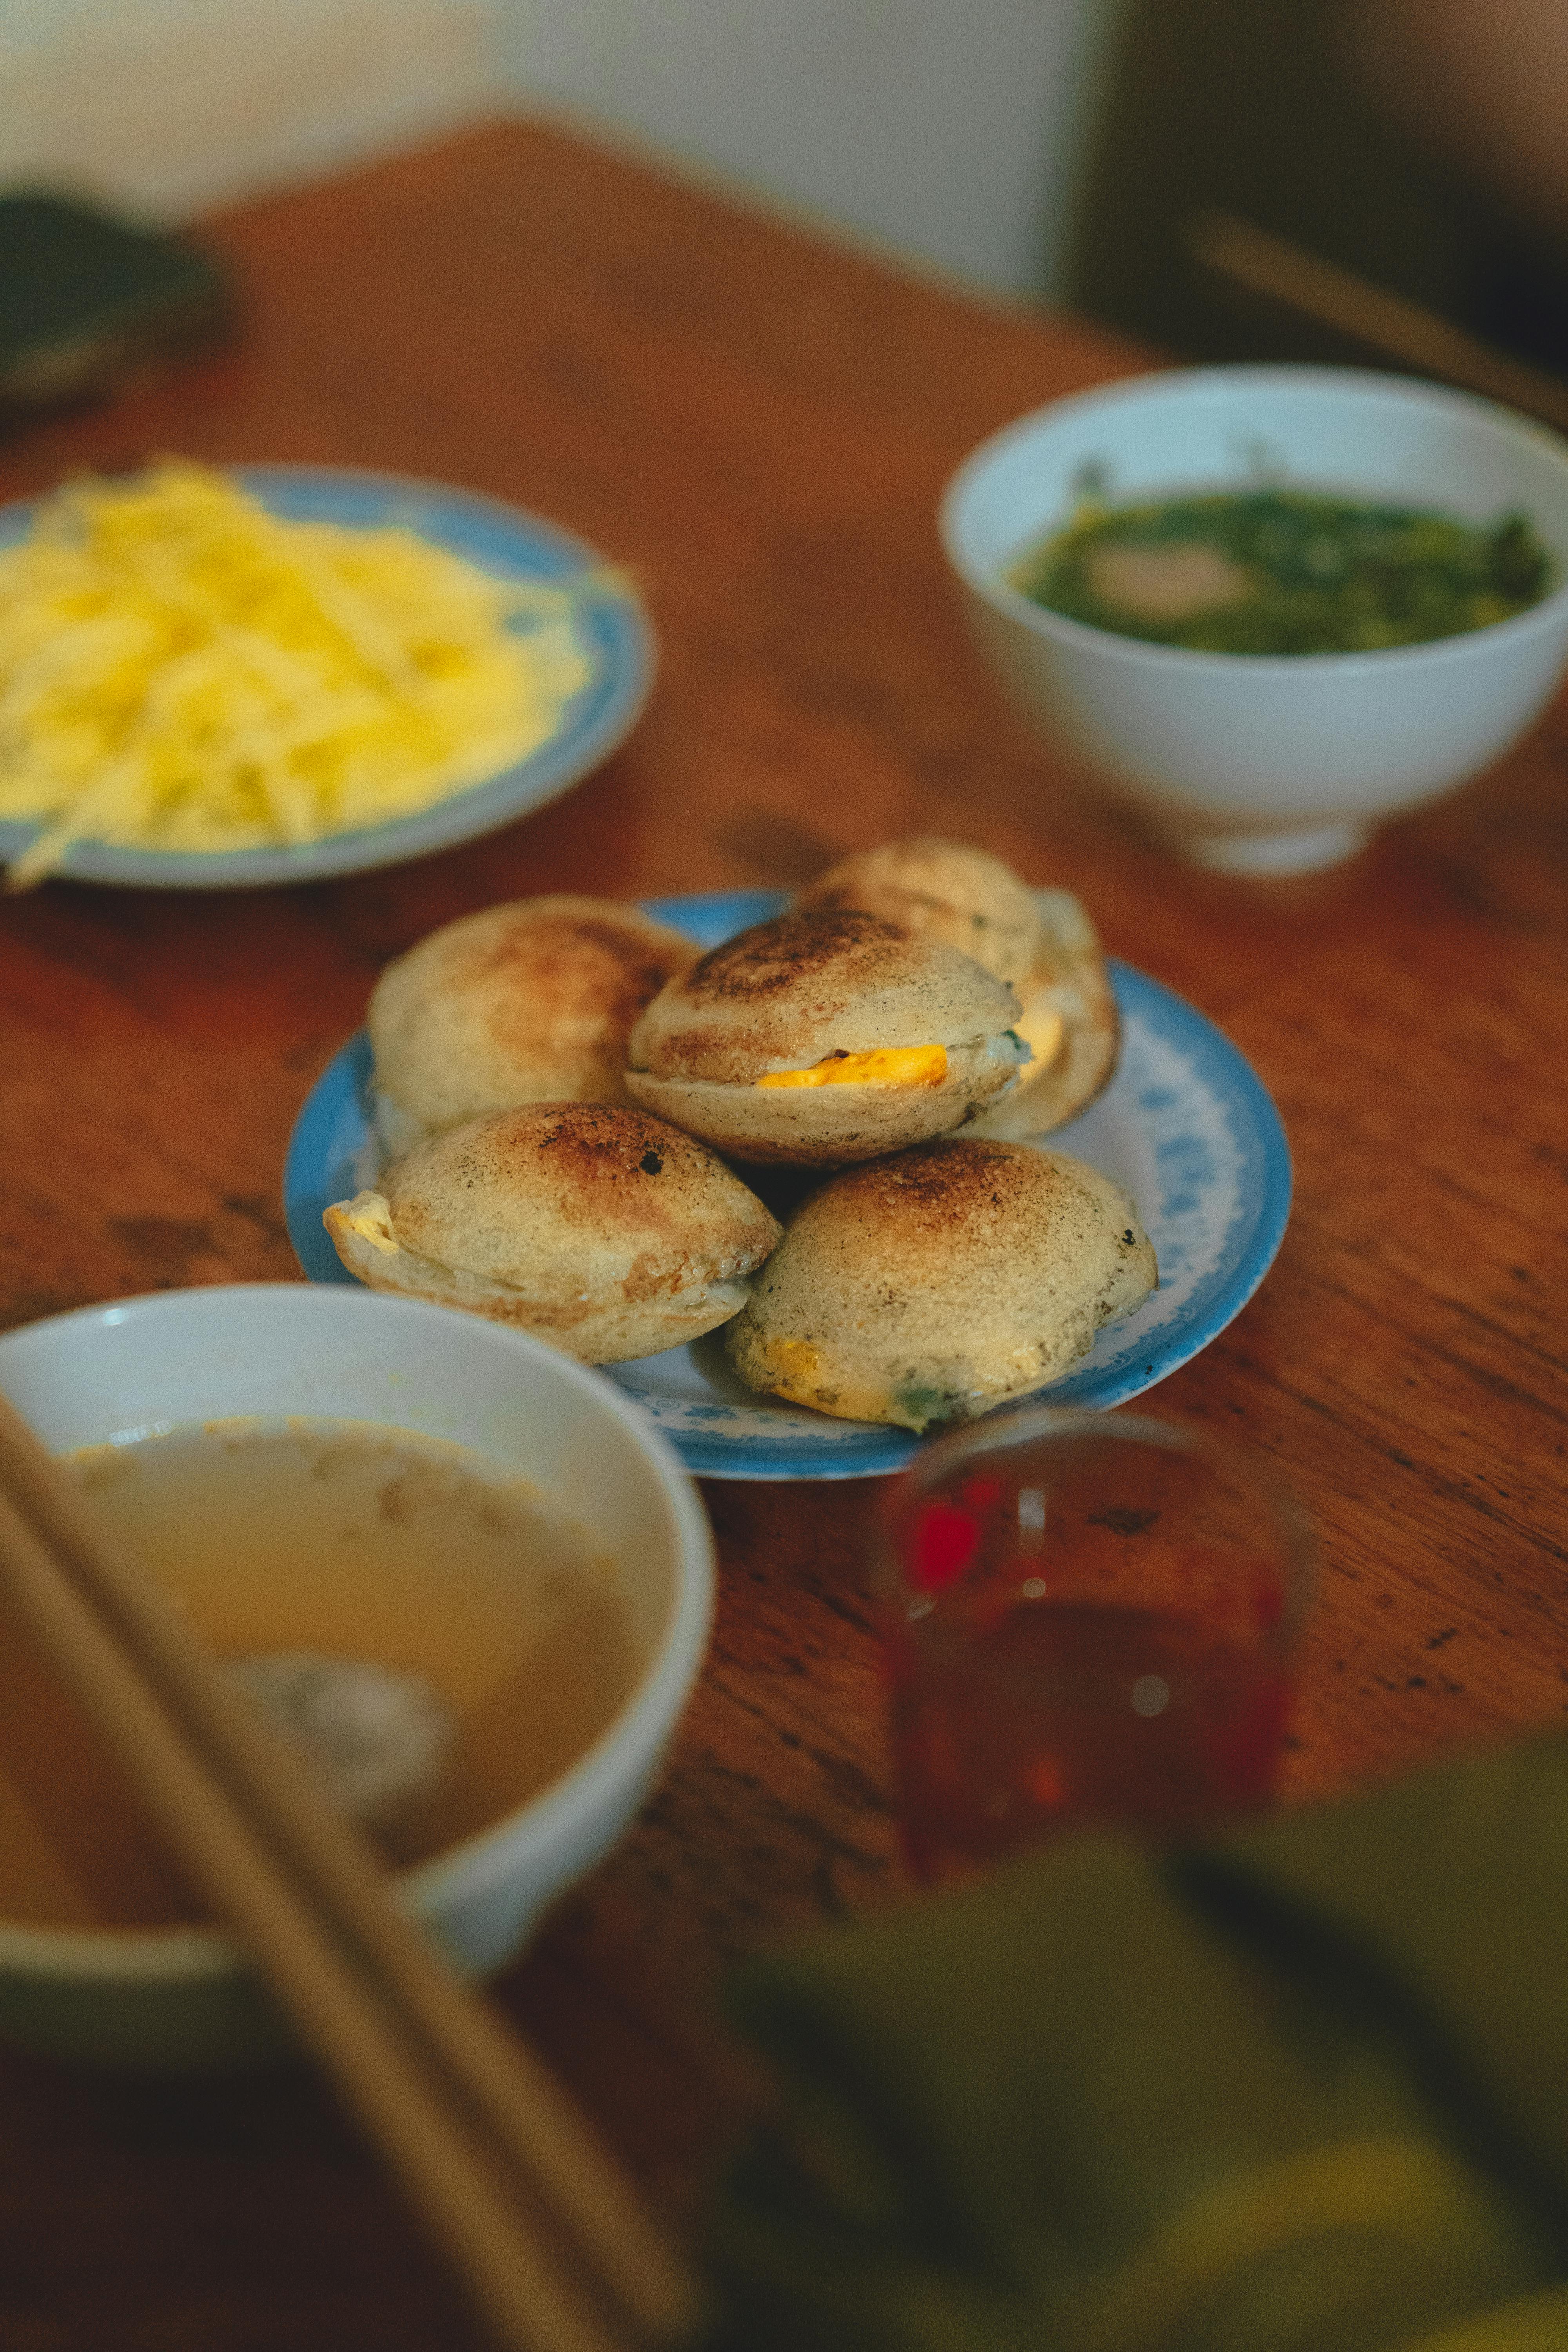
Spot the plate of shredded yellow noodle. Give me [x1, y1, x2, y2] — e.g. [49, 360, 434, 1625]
[0, 461, 653, 889]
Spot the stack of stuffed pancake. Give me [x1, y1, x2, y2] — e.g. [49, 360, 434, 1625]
[623, 907, 1027, 1165]
[321, 849, 1156, 1431]
[795, 835, 1119, 1140]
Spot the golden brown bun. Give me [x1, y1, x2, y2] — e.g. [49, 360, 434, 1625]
[797, 840, 1119, 1140]
[368, 896, 699, 1152]
[724, 1138, 1156, 1430]
[624, 909, 1024, 1165]
[797, 836, 1042, 986]
[323, 1103, 780, 1363]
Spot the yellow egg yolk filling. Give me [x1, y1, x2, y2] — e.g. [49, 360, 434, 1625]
[756, 1044, 948, 1089]
[336, 1193, 400, 1253]
[760, 1336, 823, 1383]
[1014, 1003, 1066, 1072]
[750, 1334, 892, 1422]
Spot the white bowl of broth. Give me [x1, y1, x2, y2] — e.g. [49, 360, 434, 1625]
[940, 365, 1568, 872]
[0, 1285, 713, 2072]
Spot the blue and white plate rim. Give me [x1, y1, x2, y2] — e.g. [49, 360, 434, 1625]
[283, 887, 1292, 1480]
[0, 462, 654, 889]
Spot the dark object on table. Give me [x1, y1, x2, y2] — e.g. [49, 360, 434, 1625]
[1065, 0, 1568, 414]
[0, 192, 234, 428]
[702, 1729, 1568, 2351]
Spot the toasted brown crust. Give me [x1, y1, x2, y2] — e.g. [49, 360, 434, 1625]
[323, 1102, 780, 1363]
[627, 909, 1020, 1086]
[796, 837, 1043, 987]
[724, 1138, 1156, 1428]
[368, 895, 699, 1144]
[671, 908, 899, 1007]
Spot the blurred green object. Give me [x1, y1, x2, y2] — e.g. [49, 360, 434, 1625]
[0, 192, 234, 428]
[700, 1732, 1568, 2351]
[1014, 489, 1553, 655]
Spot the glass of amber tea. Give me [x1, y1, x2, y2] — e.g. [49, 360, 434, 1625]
[873, 1409, 1314, 1885]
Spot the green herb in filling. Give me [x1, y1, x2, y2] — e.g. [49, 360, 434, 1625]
[893, 1381, 956, 1433]
[1013, 488, 1552, 655]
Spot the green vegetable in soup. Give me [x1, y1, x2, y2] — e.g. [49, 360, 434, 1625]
[1013, 488, 1552, 654]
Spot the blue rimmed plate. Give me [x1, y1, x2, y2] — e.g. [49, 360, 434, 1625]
[284, 888, 1291, 1478]
[0, 466, 653, 888]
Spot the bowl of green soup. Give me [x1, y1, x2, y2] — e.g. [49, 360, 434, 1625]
[940, 365, 1568, 871]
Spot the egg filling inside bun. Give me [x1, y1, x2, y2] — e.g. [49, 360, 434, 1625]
[971, 887, 1119, 1139]
[724, 1136, 1156, 1430]
[796, 838, 1118, 1137]
[757, 1045, 949, 1090]
[625, 909, 1024, 1165]
[323, 1102, 780, 1363]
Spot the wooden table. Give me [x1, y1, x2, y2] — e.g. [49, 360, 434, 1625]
[0, 117, 1564, 2352]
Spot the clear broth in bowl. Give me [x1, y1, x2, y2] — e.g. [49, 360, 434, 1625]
[0, 1419, 639, 1928]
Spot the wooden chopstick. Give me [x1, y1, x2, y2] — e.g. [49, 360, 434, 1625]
[1184, 207, 1568, 439]
[0, 1391, 703, 2352]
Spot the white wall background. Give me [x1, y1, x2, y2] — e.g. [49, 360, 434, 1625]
[488, 0, 1122, 297]
[0, 0, 498, 226]
[0, 0, 1122, 299]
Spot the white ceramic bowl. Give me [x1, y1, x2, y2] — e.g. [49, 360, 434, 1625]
[940, 365, 1568, 873]
[0, 1285, 714, 2073]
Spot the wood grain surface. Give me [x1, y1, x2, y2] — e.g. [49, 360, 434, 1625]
[0, 118, 1564, 2352]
